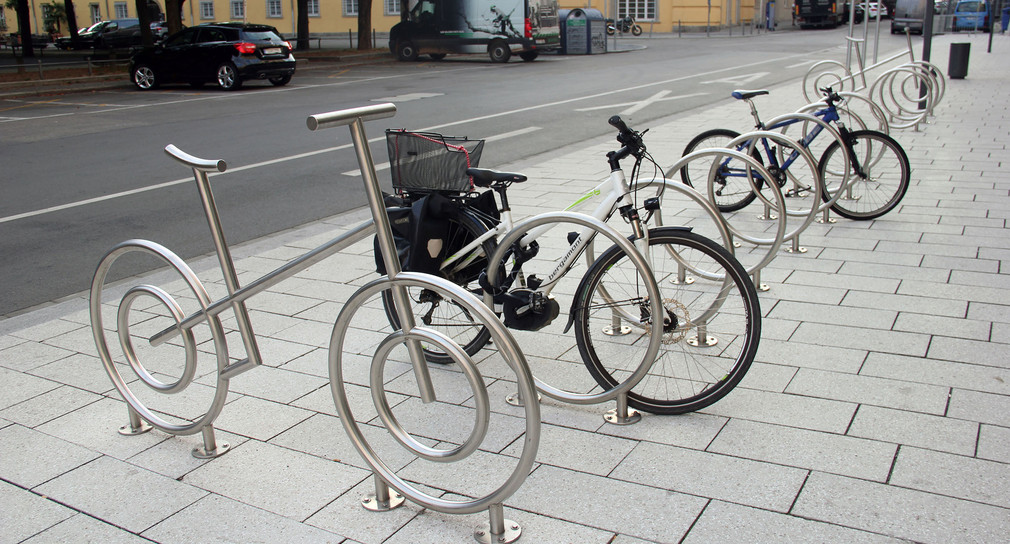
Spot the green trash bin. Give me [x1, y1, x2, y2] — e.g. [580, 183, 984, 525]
[948, 42, 970, 79]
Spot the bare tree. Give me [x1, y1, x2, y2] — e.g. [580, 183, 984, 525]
[296, 0, 309, 50]
[165, 0, 186, 35]
[13, 0, 34, 57]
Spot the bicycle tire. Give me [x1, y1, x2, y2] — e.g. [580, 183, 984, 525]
[573, 228, 760, 415]
[381, 205, 497, 363]
[818, 129, 910, 220]
[679, 129, 762, 213]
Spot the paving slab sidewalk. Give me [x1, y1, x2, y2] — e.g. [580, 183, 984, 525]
[2, 32, 1009, 543]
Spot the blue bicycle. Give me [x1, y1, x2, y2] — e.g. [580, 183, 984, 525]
[679, 87, 910, 220]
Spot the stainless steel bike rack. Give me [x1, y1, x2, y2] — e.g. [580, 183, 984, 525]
[91, 103, 540, 544]
[482, 211, 664, 426]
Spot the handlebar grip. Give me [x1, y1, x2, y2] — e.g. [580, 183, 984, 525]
[608, 115, 632, 135]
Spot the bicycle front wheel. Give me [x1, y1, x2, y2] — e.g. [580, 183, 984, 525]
[819, 129, 910, 220]
[678, 129, 762, 213]
[573, 228, 761, 415]
[381, 207, 497, 364]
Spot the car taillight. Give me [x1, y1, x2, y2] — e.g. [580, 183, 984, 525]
[525, 18, 532, 38]
[234, 42, 257, 54]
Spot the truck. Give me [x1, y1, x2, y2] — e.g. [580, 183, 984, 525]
[793, 0, 842, 28]
[388, 0, 561, 63]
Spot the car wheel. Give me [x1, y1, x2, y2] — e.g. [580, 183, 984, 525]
[488, 40, 511, 63]
[396, 41, 419, 61]
[269, 74, 292, 86]
[132, 64, 158, 90]
[216, 62, 242, 91]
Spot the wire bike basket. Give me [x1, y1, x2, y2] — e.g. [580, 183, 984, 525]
[386, 129, 485, 193]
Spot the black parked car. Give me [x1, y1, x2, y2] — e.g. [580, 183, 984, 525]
[54, 21, 113, 50]
[128, 22, 296, 91]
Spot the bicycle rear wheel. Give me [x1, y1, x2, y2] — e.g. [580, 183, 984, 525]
[381, 207, 497, 363]
[819, 129, 910, 220]
[677, 129, 763, 213]
[573, 228, 760, 415]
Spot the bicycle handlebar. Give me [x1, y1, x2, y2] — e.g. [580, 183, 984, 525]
[607, 115, 646, 167]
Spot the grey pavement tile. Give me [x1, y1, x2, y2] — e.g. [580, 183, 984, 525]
[612, 440, 807, 512]
[279, 346, 330, 378]
[143, 494, 345, 543]
[790, 322, 930, 357]
[245, 290, 325, 318]
[817, 247, 924, 266]
[22, 513, 151, 544]
[767, 300, 897, 329]
[735, 361, 798, 392]
[0, 341, 76, 372]
[0, 424, 101, 489]
[793, 472, 1010, 543]
[784, 270, 901, 294]
[502, 423, 636, 476]
[951, 269, 1010, 290]
[270, 413, 429, 472]
[949, 388, 1010, 427]
[893, 311, 991, 341]
[0, 384, 101, 428]
[755, 316, 800, 341]
[0, 481, 76, 544]
[0, 366, 61, 411]
[223, 364, 328, 404]
[927, 335, 1010, 368]
[841, 289, 967, 318]
[125, 428, 249, 480]
[874, 240, 978, 259]
[211, 394, 314, 441]
[181, 440, 369, 521]
[992, 322, 1010, 344]
[306, 477, 422, 544]
[978, 424, 1010, 463]
[0, 334, 28, 351]
[36, 455, 207, 534]
[837, 260, 952, 283]
[36, 397, 168, 460]
[597, 409, 726, 450]
[891, 446, 1010, 509]
[250, 335, 318, 368]
[708, 419, 896, 482]
[899, 278, 1010, 306]
[682, 500, 905, 544]
[8, 319, 85, 343]
[786, 367, 949, 414]
[702, 387, 856, 434]
[38, 324, 100, 355]
[849, 404, 978, 456]
[385, 503, 618, 544]
[754, 337, 866, 373]
[27, 353, 118, 395]
[510, 464, 707, 542]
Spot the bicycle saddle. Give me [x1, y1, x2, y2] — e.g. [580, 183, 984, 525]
[467, 168, 527, 187]
[731, 89, 769, 100]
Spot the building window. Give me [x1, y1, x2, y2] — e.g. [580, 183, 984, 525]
[231, 0, 245, 19]
[200, 1, 214, 19]
[308, 0, 319, 17]
[384, 0, 398, 16]
[0, 10, 6, 30]
[343, 0, 358, 16]
[267, 0, 282, 17]
[618, 0, 656, 21]
[114, 2, 129, 18]
[89, 4, 100, 23]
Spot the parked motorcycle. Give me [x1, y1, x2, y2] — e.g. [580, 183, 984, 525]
[606, 16, 644, 36]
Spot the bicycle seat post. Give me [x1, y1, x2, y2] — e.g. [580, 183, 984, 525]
[330, 106, 437, 404]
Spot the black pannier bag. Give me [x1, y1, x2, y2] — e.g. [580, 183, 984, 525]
[374, 192, 456, 276]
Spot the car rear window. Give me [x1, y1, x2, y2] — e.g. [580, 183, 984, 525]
[956, 1, 982, 11]
[240, 30, 285, 42]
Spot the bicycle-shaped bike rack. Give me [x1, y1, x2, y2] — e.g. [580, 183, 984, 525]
[91, 103, 547, 543]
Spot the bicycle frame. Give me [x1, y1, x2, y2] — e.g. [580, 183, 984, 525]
[439, 162, 638, 299]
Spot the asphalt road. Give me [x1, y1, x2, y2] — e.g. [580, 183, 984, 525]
[0, 26, 913, 317]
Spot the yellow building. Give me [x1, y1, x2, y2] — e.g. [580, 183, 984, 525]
[2, 0, 783, 41]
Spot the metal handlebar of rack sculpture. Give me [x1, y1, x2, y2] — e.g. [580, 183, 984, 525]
[89, 103, 670, 543]
[802, 32, 946, 131]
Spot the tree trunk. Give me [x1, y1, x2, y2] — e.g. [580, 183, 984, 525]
[296, 0, 309, 50]
[15, 0, 33, 58]
[65, 0, 80, 43]
[165, 0, 185, 35]
[358, 0, 372, 50]
[135, 0, 154, 47]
